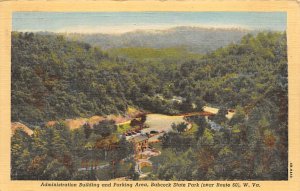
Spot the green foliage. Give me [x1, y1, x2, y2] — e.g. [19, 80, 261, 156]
[141, 166, 152, 173]
[93, 120, 116, 137]
[171, 122, 189, 133]
[182, 123, 198, 136]
[83, 123, 92, 139]
[151, 148, 196, 180]
[187, 116, 209, 139]
[160, 132, 195, 152]
[128, 161, 140, 180]
[110, 47, 196, 60]
[12, 31, 287, 124]
[11, 31, 288, 180]
[12, 32, 127, 124]
[11, 122, 134, 180]
[149, 32, 288, 180]
[212, 107, 228, 125]
[117, 122, 131, 133]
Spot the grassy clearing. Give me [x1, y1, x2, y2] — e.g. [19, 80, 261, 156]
[143, 114, 185, 134]
[117, 122, 132, 133]
[111, 47, 195, 60]
[127, 106, 140, 116]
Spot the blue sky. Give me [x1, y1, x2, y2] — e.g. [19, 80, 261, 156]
[13, 12, 287, 34]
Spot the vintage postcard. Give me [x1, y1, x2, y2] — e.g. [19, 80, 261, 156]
[0, 0, 299, 191]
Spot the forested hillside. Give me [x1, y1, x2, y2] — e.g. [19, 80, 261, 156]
[64, 27, 251, 53]
[11, 31, 288, 180]
[12, 31, 287, 125]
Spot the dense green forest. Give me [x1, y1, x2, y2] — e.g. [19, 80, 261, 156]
[12, 121, 137, 180]
[12, 32, 287, 124]
[11, 31, 288, 180]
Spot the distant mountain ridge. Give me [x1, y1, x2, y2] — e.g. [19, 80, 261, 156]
[61, 26, 256, 53]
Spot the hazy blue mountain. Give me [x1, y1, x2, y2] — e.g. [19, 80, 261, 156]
[64, 26, 255, 53]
